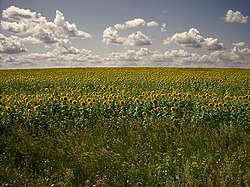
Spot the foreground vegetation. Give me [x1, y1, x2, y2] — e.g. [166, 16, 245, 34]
[0, 68, 249, 186]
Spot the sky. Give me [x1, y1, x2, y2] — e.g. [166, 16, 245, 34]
[0, 0, 250, 68]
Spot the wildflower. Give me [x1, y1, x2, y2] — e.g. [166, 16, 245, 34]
[177, 147, 184, 152]
[142, 111, 146, 116]
[192, 162, 199, 168]
[72, 100, 77, 105]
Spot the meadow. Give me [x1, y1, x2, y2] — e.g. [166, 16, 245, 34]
[0, 67, 249, 186]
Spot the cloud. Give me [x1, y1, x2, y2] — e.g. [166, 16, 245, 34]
[102, 27, 152, 46]
[164, 28, 224, 51]
[147, 21, 159, 27]
[0, 34, 27, 54]
[136, 47, 151, 56]
[20, 36, 41, 44]
[114, 18, 146, 30]
[224, 10, 248, 23]
[165, 49, 192, 58]
[161, 23, 166, 32]
[0, 47, 101, 68]
[4, 55, 16, 62]
[125, 31, 152, 46]
[54, 10, 92, 38]
[203, 38, 224, 51]
[55, 39, 80, 54]
[2, 6, 92, 43]
[231, 42, 250, 56]
[33, 25, 58, 44]
[163, 28, 204, 48]
[104, 47, 250, 67]
[2, 6, 36, 22]
[114, 18, 159, 30]
[106, 50, 141, 62]
[1, 21, 29, 33]
[102, 27, 124, 45]
[0, 6, 99, 68]
[103, 18, 155, 46]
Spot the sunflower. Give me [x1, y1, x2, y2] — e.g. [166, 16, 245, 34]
[173, 98, 177, 103]
[34, 105, 40, 111]
[208, 103, 213, 108]
[156, 107, 161, 112]
[120, 100, 125, 106]
[230, 106, 236, 110]
[152, 99, 158, 105]
[80, 101, 86, 106]
[171, 107, 176, 112]
[201, 106, 206, 110]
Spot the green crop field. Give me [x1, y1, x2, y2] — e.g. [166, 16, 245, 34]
[0, 68, 249, 186]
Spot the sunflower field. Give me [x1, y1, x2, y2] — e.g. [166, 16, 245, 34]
[0, 68, 249, 186]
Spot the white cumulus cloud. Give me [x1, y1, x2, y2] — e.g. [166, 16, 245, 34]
[147, 21, 159, 27]
[114, 18, 146, 30]
[102, 27, 124, 45]
[125, 31, 152, 46]
[224, 10, 248, 23]
[0, 34, 27, 54]
[103, 18, 155, 46]
[164, 28, 224, 51]
[2, 6, 36, 22]
[54, 10, 92, 38]
[1, 21, 29, 33]
[204, 38, 224, 51]
[102, 28, 152, 46]
[164, 28, 204, 48]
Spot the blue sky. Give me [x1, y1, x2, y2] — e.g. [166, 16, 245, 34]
[0, 0, 249, 68]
